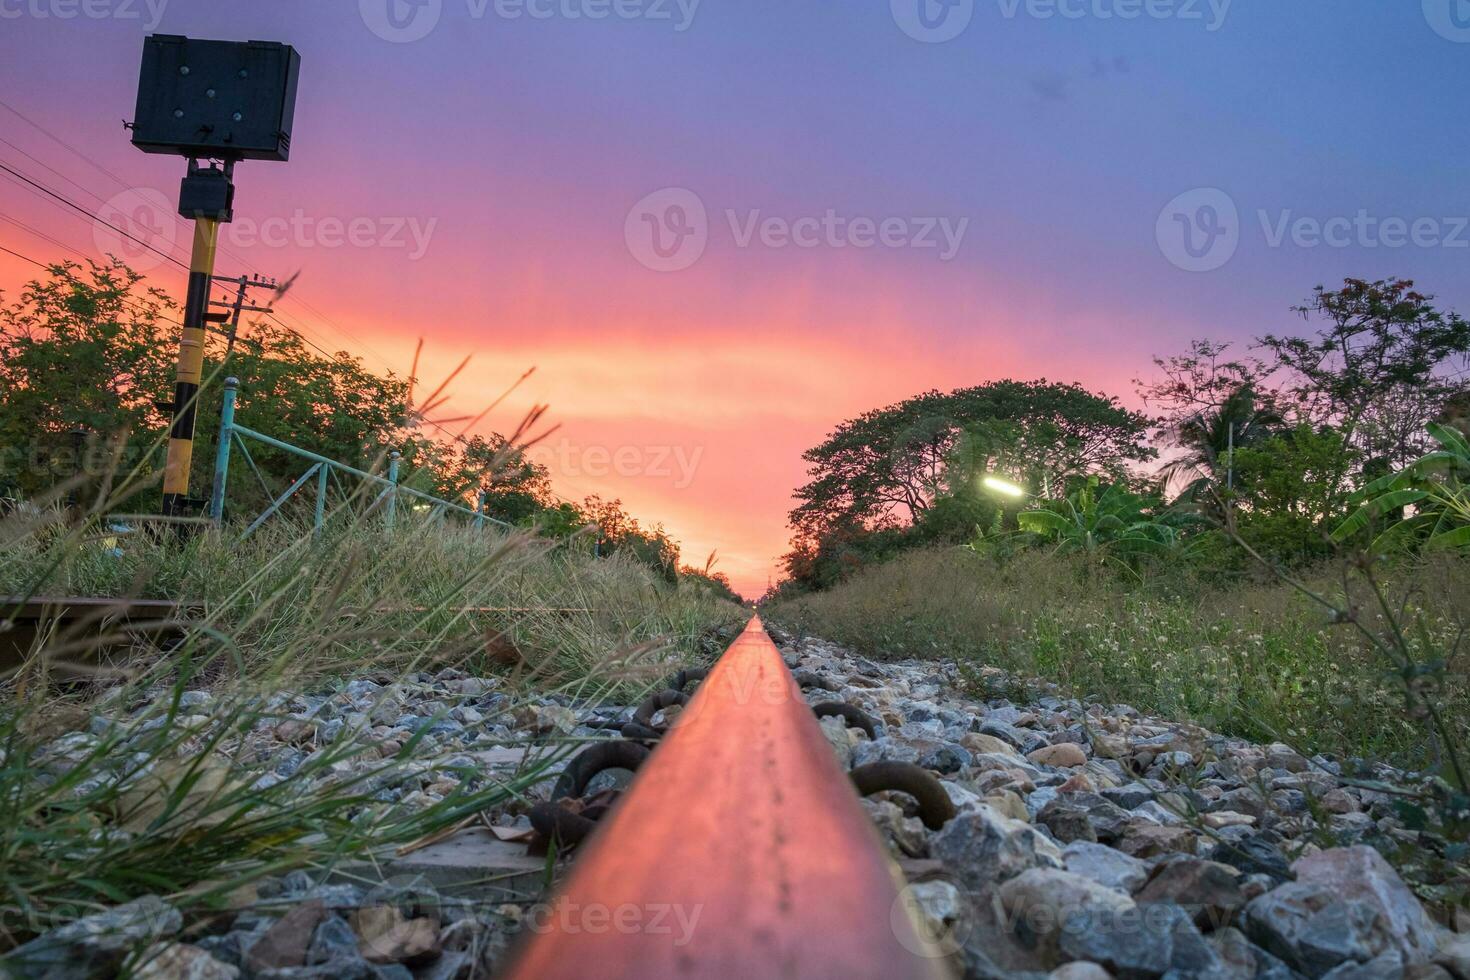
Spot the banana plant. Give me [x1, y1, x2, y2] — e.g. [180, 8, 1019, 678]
[1017, 477, 1196, 574]
[1333, 423, 1470, 551]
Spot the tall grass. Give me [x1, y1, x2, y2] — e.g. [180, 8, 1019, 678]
[0, 493, 742, 952]
[767, 546, 1470, 770]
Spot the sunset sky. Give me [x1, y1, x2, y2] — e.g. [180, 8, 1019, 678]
[2, 1, 1467, 595]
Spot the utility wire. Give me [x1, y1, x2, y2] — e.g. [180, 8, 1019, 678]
[0, 160, 190, 273]
[0, 99, 398, 373]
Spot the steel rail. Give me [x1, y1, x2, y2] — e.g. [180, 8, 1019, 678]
[502, 616, 952, 979]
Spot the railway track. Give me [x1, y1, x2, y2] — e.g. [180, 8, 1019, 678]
[502, 616, 953, 979]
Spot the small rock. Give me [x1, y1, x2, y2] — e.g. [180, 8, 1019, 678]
[1208, 834, 1293, 882]
[1244, 882, 1394, 977]
[961, 732, 1023, 759]
[247, 900, 328, 972]
[1038, 799, 1097, 844]
[1028, 744, 1087, 768]
[931, 803, 1063, 891]
[1062, 841, 1149, 894]
[904, 880, 968, 951]
[135, 943, 239, 979]
[1135, 858, 1246, 930]
[1318, 788, 1360, 815]
[863, 798, 929, 858]
[1203, 810, 1257, 830]
[351, 906, 441, 966]
[1293, 846, 1441, 965]
[1116, 823, 1197, 859]
[999, 868, 1133, 959]
[1058, 901, 1203, 977]
[1048, 964, 1111, 980]
[3, 895, 182, 979]
[274, 719, 315, 744]
[984, 790, 1031, 823]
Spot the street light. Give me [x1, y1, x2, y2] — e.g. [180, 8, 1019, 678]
[981, 475, 1028, 499]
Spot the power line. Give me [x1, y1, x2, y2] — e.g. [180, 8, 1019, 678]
[0, 234, 185, 327]
[0, 100, 399, 374]
[0, 159, 190, 273]
[0, 153, 356, 361]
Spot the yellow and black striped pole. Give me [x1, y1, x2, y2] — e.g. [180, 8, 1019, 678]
[161, 217, 221, 516]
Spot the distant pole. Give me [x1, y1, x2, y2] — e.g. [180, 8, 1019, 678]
[1226, 421, 1235, 491]
[161, 215, 222, 517]
[208, 378, 239, 522]
[474, 489, 486, 530]
[212, 273, 275, 361]
[386, 451, 401, 529]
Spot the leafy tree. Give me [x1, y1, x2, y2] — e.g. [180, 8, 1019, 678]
[580, 495, 681, 581]
[1136, 338, 1279, 424]
[0, 260, 175, 497]
[1259, 278, 1470, 469]
[424, 433, 554, 523]
[1229, 423, 1357, 562]
[790, 380, 1153, 540]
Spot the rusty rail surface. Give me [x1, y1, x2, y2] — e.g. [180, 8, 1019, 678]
[502, 616, 951, 979]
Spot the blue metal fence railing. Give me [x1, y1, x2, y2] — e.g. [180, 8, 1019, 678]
[208, 377, 512, 536]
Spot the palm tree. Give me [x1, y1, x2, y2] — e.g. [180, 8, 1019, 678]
[1162, 385, 1285, 498]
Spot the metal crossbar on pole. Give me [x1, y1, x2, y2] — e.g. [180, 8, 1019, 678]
[501, 617, 952, 980]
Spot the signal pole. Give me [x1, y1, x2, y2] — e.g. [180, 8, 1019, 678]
[161, 204, 223, 517]
[128, 33, 301, 517]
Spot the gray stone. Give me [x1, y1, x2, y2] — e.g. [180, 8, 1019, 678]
[1208, 833, 1293, 882]
[1000, 868, 1134, 959]
[982, 720, 1050, 755]
[931, 803, 1063, 891]
[1038, 799, 1097, 844]
[1293, 847, 1441, 966]
[1135, 859, 1247, 931]
[307, 915, 360, 965]
[1244, 882, 1394, 977]
[3, 895, 182, 979]
[1057, 901, 1177, 977]
[133, 942, 239, 979]
[1049, 965, 1112, 980]
[1062, 842, 1150, 894]
[1101, 782, 1159, 810]
[1320, 950, 1406, 979]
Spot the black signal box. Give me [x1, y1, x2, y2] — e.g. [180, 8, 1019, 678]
[131, 35, 300, 162]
